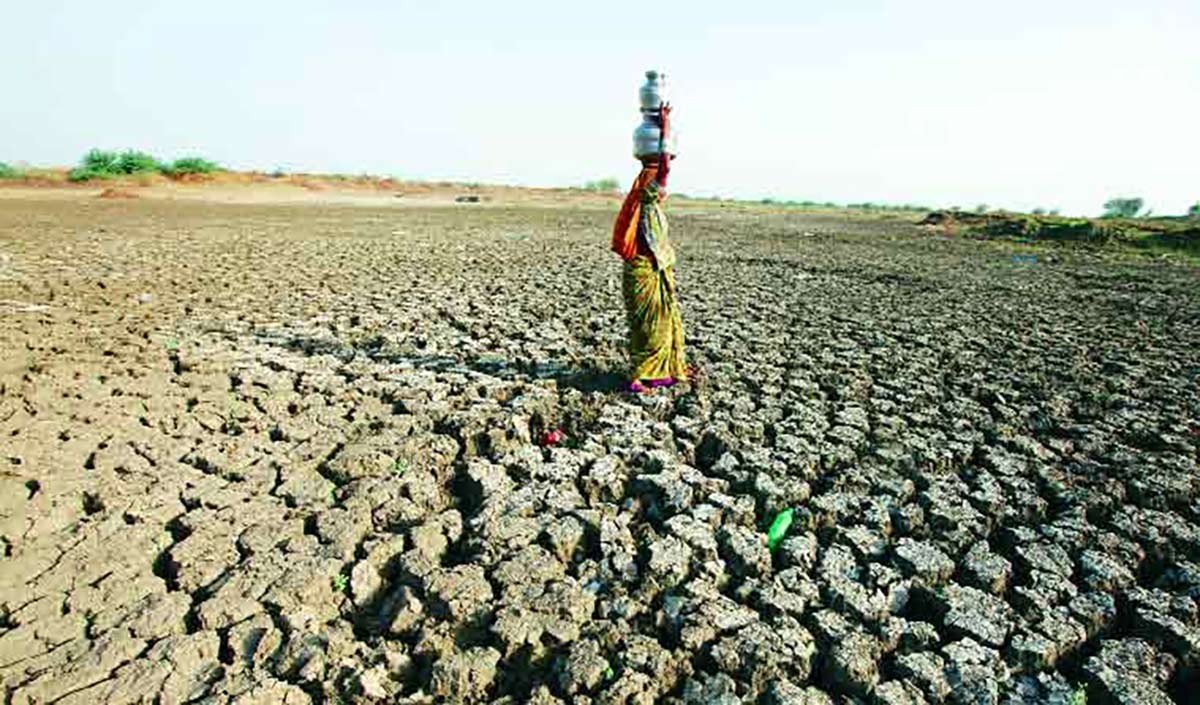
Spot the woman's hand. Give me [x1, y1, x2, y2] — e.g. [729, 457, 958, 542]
[660, 102, 672, 139]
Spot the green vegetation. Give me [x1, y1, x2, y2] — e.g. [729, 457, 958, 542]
[978, 214, 1121, 243]
[0, 162, 21, 179]
[116, 150, 161, 174]
[1188, 203, 1200, 218]
[163, 157, 221, 176]
[332, 573, 349, 594]
[582, 178, 620, 192]
[67, 148, 222, 182]
[1102, 196, 1144, 219]
[846, 202, 930, 212]
[747, 198, 926, 212]
[930, 209, 1200, 260]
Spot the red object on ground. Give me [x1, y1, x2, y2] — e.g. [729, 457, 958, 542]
[540, 429, 566, 447]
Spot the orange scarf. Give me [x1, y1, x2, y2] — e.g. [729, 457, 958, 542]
[611, 166, 658, 260]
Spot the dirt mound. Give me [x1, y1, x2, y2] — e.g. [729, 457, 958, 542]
[96, 187, 139, 199]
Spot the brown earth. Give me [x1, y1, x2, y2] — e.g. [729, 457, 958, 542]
[1, 185, 1198, 704]
[97, 188, 139, 200]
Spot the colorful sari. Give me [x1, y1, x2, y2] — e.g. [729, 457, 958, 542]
[612, 167, 688, 385]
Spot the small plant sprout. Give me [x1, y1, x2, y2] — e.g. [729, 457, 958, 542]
[165, 338, 179, 351]
[393, 458, 408, 474]
[332, 573, 349, 594]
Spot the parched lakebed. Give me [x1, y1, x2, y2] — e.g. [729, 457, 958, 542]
[1, 196, 1198, 704]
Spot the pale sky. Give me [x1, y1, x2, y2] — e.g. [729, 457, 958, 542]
[4, 1, 1198, 215]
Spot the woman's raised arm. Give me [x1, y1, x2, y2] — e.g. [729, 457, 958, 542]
[657, 103, 672, 191]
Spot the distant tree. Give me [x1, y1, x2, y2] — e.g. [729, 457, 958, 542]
[582, 178, 619, 192]
[1188, 203, 1200, 218]
[974, 204, 989, 214]
[1102, 197, 1144, 218]
[0, 162, 19, 179]
[1031, 207, 1046, 216]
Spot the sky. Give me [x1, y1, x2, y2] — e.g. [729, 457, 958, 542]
[3, 1, 1198, 215]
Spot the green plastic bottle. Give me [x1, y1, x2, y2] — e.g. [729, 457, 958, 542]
[767, 508, 795, 551]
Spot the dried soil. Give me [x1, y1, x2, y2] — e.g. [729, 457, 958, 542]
[1, 195, 1198, 704]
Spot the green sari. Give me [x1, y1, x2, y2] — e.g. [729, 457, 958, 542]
[622, 180, 687, 383]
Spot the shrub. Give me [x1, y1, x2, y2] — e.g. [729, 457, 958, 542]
[1102, 197, 1144, 218]
[81, 149, 120, 173]
[72, 149, 159, 181]
[1188, 203, 1200, 218]
[68, 149, 221, 181]
[582, 178, 619, 192]
[114, 150, 162, 174]
[0, 162, 19, 179]
[68, 167, 108, 182]
[164, 157, 220, 176]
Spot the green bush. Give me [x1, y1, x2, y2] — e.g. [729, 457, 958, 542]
[0, 162, 20, 179]
[82, 149, 120, 173]
[164, 157, 220, 176]
[68, 149, 220, 181]
[1102, 197, 1144, 219]
[72, 149, 159, 180]
[68, 167, 109, 182]
[115, 150, 163, 174]
[1188, 203, 1200, 218]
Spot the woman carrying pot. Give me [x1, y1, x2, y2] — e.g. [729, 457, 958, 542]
[611, 71, 689, 393]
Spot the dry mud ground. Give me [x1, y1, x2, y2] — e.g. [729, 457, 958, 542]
[1, 193, 1198, 705]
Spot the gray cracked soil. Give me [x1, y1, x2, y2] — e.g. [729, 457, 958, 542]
[1, 198, 1198, 704]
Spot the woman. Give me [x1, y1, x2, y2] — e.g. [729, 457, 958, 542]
[611, 103, 688, 394]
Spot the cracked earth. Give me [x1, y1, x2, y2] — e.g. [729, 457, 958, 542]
[1, 196, 1198, 704]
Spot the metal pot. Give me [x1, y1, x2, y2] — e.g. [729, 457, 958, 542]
[639, 70, 665, 112]
[633, 119, 678, 158]
[633, 70, 678, 158]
